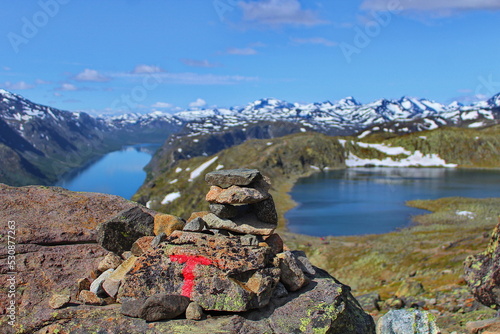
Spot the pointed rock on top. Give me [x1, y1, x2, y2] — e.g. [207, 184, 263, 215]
[205, 169, 262, 188]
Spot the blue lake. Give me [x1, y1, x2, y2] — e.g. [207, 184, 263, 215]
[56, 144, 159, 200]
[285, 168, 500, 237]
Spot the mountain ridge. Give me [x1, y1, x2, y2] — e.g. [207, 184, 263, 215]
[1, 89, 499, 186]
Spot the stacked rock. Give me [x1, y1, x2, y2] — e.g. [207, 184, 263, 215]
[77, 170, 324, 323]
[203, 168, 278, 236]
[111, 169, 312, 321]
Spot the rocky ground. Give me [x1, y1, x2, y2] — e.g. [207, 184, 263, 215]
[1, 174, 499, 333]
[0, 171, 376, 333]
[283, 197, 500, 333]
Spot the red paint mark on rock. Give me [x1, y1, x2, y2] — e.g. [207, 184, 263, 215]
[170, 254, 212, 298]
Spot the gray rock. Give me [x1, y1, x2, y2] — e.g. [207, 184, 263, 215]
[271, 282, 289, 299]
[183, 217, 207, 232]
[291, 250, 316, 276]
[252, 197, 278, 225]
[209, 203, 239, 219]
[277, 251, 310, 292]
[205, 169, 262, 188]
[241, 234, 259, 246]
[139, 293, 190, 322]
[121, 298, 147, 318]
[376, 309, 440, 334]
[185, 302, 204, 320]
[90, 268, 114, 297]
[96, 207, 154, 254]
[204, 212, 276, 236]
[151, 232, 167, 248]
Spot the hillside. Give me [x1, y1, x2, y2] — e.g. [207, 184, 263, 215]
[133, 125, 500, 222]
[0, 90, 181, 186]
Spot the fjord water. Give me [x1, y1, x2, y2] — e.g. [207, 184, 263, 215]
[286, 168, 500, 237]
[56, 144, 159, 199]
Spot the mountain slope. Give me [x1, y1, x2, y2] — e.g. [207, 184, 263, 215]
[1, 89, 499, 186]
[0, 90, 181, 185]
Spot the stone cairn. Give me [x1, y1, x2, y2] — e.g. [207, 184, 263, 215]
[71, 169, 321, 321]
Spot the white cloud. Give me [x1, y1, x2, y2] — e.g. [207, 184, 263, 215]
[3, 81, 35, 90]
[181, 58, 221, 68]
[74, 69, 109, 82]
[59, 83, 78, 91]
[239, 0, 327, 27]
[132, 65, 165, 74]
[227, 47, 258, 55]
[112, 70, 257, 85]
[152, 102, 174, 108]
[291, 37, 337, 47]
[361, 0, 500, 14]
[35, 79, 51, 85]
[189, 98, 207, 108]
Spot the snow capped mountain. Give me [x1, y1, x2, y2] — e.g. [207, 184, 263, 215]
[164, 94, 499, 137]
[487, 93, 500, 107]
[2, 89, 499, 144]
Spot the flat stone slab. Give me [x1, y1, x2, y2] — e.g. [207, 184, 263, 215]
[205, 169, 262, 188]
[203, 213, 276, 235]
[206, 185, 270, 205]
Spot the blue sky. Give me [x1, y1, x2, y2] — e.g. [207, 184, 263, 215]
[1, 0, 499, 115]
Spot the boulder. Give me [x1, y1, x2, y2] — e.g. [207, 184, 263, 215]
[185, 302, 204, 320]
[277, 251, 310, 292]
[121, 298, 146, 318]
[376, 309, 440, 334]
[183, 217, 207, 232]
[97, 207, 155, 254]
[205, 168, 262, 188]
[117, 231, 278, 312]
[153, 214, 185, 236]
[464, 221, 500, 309]
[48, 294, 71, 309]
[151, 232, 167, 248]
[78, 290, 106, 306]
[32, 267, 376, 333]
[0, 184, 155, 333]
[203, 212, 276, 235]
[139, 293, 190, 322]
[206, 185, 270, 205]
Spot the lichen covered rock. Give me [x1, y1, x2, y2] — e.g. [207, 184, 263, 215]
[464, 221, 500, 309]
